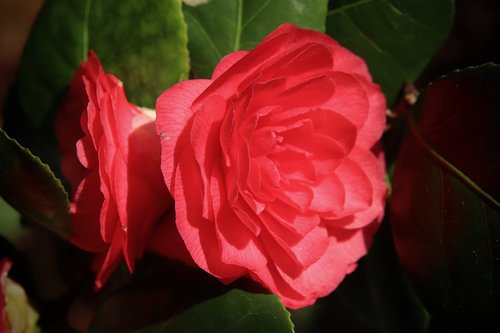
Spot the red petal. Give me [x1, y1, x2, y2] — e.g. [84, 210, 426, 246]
[272, 181, 313, 213]
[174, 148, 245, 279]
[93, 225, 124, 289]
[262, 214, 329, 272]
[327, 147, 386, 228]
[156, 79, 212, 191]
[277, 227, 370, 308]
[147, 210, 194, 265]
[274, 75, 335, 111]
[309, 173, 346, 213]
[212, 51, 248, 80]
[322, 72, 370, 131]
[215, 204, 267, 271]
[55, 65, 88, 194]
[266, 200, 320, 235]
[70, 169, 106, 252]
[190, 95, 226, 220]
[353, 74, 386, 148]
[273, 44, 333, 89]
[252, 225, 376, 309]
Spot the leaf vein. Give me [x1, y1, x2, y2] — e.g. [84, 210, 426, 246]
[408, 110, 500, 210]
[340, 11, 407, 74]
[328, 0, 436, 35]
[385, 1, 436, 34]
[242, 0, 272, 30]
[233, 0, 243, 51]
[184, 11, 223, 59]
[327, 0, 376, 16]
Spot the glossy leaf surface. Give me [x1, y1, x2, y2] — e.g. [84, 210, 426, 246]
[391, 64, 500, 330]
[326, 0, 454, 104]
[18, 0, 189, 128]
[135, 289, 294, 333]
[184, 0, 328, 78]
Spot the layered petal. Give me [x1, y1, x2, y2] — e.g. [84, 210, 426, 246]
[57, 51, 172, 288]
[156, 24, 387, 309]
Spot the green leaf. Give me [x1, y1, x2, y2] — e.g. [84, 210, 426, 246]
[0, 198, 23, 242]
[390, 64, 500, 330]
[0, 128, 70, 239]
[135, 289, 294, 333]
[184, 0, 328, 78]
[326, 0, 454, 104]
[18, 0, 189, 128]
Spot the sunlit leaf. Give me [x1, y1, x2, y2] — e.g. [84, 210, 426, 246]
[18, 0, 189, 128]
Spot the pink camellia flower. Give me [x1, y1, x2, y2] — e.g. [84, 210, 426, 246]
[156, 24, 387, 308]
[56, 51, 173, 288]
[1, 258, 39, 333]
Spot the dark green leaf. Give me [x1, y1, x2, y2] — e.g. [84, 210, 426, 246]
[134, 289, 294, 333]
[18, 0, 189, 128]
[87, 256, 241, 333]
[326, 0, 454, 104]
[0, 128, 70, 239]
[184, 0, 328, 78]
[390, 64, 500, 330]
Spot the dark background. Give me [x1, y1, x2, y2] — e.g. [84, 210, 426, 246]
[418, 0, 500, 88]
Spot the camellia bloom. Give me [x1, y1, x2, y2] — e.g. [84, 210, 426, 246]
[156, 24, 387, 308]
[56, 51, 172, 288]
[0, 258, 39, 333]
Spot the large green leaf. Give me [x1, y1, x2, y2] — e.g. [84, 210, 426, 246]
[18, 0, 189, 128]
[326, 0, 454, 104]
[0, 128, 70, 239]
[134, 289, 294, 333]
[390, 64, 500, 330]
[183, 0, 328, 78]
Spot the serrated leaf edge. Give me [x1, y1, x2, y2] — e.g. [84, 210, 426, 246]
[0, 128, 71, 239]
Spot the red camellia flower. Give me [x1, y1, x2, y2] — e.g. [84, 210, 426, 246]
[156, 24, 387, 308]
[56, 51, 172, 288]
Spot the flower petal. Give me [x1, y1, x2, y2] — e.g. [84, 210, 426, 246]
[156, 79, 212, 191]
[212, 51, 248, 80]
[174, 148, 246, 280]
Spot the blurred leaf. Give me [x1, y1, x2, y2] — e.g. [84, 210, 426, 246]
[134, 289, 294, 333]
[184, 0, 328, 77]
[326, 0, 454, 104]
[0, 197, 22, 242]
[391, 64, 500, 330]
[18, 0, 189, 128]
[0, 128, 70, 239]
